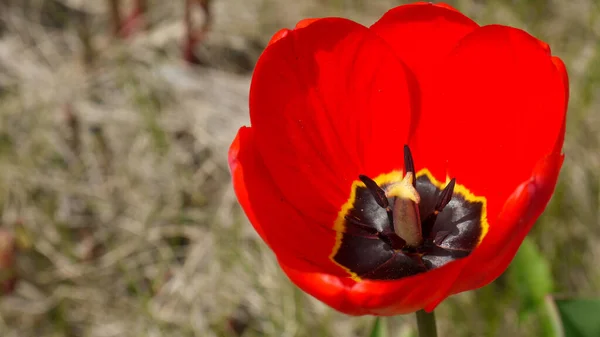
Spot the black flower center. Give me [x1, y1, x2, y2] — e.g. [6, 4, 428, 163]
[330, 145, 488, 281]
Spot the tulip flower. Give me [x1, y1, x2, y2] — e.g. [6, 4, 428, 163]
[229, 1, 568, 319]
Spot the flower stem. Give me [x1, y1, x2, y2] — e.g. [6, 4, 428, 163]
[416, 310, 438, 337]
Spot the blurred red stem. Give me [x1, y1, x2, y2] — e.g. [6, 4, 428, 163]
[183, 0, 212, 64]
[108, 0, 147, 38]
[108, 0, 122, 36]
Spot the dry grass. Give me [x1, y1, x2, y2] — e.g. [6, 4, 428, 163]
[0, 0, 598, 336]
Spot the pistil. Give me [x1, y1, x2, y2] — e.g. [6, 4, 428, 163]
[357, 145, 458, 249]
[387, 172, 423, 247]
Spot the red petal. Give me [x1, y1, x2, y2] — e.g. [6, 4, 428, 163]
[553, 57, 570, 110]
[295, 18, 320, 29]
[369, 3, 478, 176]
[450, 151, 563, 293]
[551, 56, 570, 153]
[281, 255, 468, 316]
[279, 263, 365, 315]
[250, 18, 416, 230]
[413, 25, 567, 220]
[371, 3, 478, 81]
[267, 19, 322, 46]
[229, 127, 346, 275]
[268, 29, 290, 46]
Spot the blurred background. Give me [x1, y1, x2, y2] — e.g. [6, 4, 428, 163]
[0, 0, 598, 336]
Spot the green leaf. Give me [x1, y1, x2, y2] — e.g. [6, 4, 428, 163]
[369, 317, 388, 337]
[507, 237, 554, 315]
[507, 237, 561, 336]
[555, 298, 600, 337]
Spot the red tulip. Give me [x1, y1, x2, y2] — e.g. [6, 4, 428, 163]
[229, 2, 568, 316]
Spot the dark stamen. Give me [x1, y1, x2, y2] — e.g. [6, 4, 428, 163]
[344, 215, 379, 235]
[379, 230, 406, 250]
[403, 145, 416, 187]
[359, 174, 389, 208]
[422, 178, 456, 239]
[358, 174, 395, 231]
[434, 178, 456, 213]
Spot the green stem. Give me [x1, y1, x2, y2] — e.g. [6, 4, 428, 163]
[416, 310, 438, 337]
[369, 317, 387, 337]
[541, 295, 564, 337]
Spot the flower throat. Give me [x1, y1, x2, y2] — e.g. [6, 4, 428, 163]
[330, 145, 489, 281]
